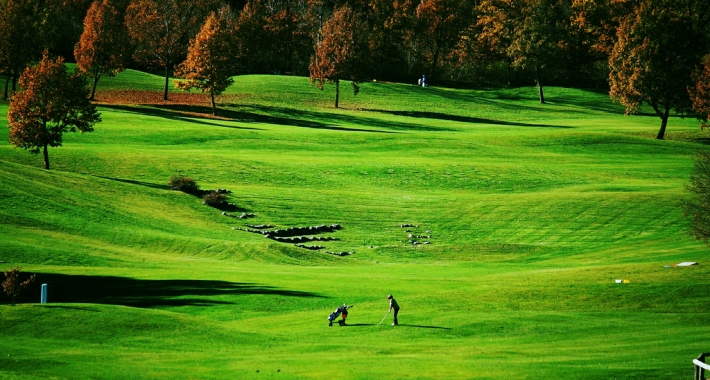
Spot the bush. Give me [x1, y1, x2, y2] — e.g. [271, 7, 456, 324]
[202, 192, 227, 207]
[682, 151, 710, 246]
[169, 175, 200, 194]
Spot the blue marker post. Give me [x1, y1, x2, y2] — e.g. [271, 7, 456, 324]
[41, 284, 48, 304]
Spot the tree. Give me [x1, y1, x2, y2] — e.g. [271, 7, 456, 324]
[414, 0, 473, 81]
[74, 0, 132, 100]
[681, 151, 710, 247]
[609, 0, 708, 140]
[689, 55, 710, 129]
[463, 0, 525, 86]
[174, 7, 235, 115]
[125, 0, 218, 100]
[309, 6, 370, 108]
[2, 267, 35, 305]
[7, 53, 101, 170]
[509, 0, 568, 104]
[0, 0, 45, 99]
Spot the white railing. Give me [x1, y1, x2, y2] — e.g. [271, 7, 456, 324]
[694, 354, 710, 380]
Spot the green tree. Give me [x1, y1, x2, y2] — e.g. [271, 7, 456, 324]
[7, 53, 101, 170]
[509, 0, 568, 104]
[0, 0, 45, 99]
[682, 151, 710, 247]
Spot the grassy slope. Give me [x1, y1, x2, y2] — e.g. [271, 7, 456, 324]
[0, 70, 709, 379]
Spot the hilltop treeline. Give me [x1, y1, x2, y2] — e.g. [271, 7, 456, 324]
[2, 0, 710, 137]
[0, 0, 707, 86]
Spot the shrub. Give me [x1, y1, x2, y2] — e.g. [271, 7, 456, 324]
[169, 175, 200, 194]
[682, 151, 710, 246]
[202, 192, 227, 207]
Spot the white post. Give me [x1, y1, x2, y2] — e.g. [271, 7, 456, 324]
[40, 284, 47, 303]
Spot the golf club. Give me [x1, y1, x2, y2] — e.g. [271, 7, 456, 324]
[377, 310, 391, 326]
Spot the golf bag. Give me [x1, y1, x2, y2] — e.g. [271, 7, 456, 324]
[328, 304, 352, 326]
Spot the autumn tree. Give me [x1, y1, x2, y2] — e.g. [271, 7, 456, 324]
[174, 7, 235, 115]
[2, 267, 35, 305]
[0, 0, 45, 99]
[609, 0, 709, 140]
[414, 0, 474, 80]
[310, 6, 371, 108]
[74, 0, 132, 100]
[7, 53, 101, 170]
[690, 55, 710, 129]
[125, 0, 219, 100]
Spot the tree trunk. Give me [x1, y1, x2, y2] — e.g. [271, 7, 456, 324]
[536, 65, 545, 104]
[656, 108, 670, 140]
[164, 65, 169, 101]
[43, 144, 50, 170]
[211, 91, 216, 116]
[91, 71, 100, 100]
[335, 79, 340, 108]
[3, 74, 9, 100]
[507, 58, 512, 86]
[11, 69, 18, 95]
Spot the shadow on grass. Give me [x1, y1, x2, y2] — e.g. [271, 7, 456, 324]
[366, 109, 571, 129]
[397, 324, 451, 330]
[103, 102, 455, 133]
[342, 323, 376, 327]
[93, 176, 249, 212]
[156, 103, 403, 133]
[6, 273, 324, 308]
[99, 104, 265, 130]
[95, 176, 171, 191]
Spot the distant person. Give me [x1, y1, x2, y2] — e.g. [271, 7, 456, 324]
[418, 77, 422, 86]
[387, 294, 400, 326]
[421, 75, 427, 87]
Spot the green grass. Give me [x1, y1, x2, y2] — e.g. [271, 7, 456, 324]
[1, 69, 709, 379]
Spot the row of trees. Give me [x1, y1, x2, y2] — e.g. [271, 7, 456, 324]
[3, 0, 710, 138]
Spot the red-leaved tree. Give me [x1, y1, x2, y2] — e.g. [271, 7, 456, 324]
[174, 7, 235, 115]
[7, 52, 101, 170]
[125, 0, 218, 100]
[74, 0, 132, 100]
[309, 6, 370, 108]
[609, 0, 707, 139]
[2, 267, 35, 305]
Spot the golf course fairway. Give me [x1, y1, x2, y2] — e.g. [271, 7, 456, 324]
[1, 71, 708, 379]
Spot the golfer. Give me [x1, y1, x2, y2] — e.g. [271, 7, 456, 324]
[387, 294, 400, 326]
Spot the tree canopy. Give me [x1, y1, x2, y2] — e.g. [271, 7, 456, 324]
[7, 53, 101, 170]
[175, 7, 235, 115]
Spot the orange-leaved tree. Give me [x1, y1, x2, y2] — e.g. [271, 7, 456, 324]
[609, 0, 708, 140]
[74, 0, 132, 100]
[690, 55, 710, 129]
[125, 0, 218, 100]
[414, 0, 473, 81]
[7, 53, 101, 170]
[309, 6, 370, 108]
[174, 7, 235, 115]
[2, 266, 36, 305]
